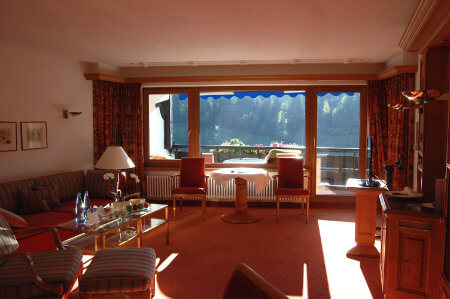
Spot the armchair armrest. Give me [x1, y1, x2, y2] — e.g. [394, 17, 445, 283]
[0, 251, 65, 296]
[14, 226, 64, 250]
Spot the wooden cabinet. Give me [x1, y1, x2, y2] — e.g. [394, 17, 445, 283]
[416, 46, 449, 198]
[380, 194, 444, 299]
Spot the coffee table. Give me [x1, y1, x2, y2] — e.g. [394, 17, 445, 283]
[56, 203, 169, 254]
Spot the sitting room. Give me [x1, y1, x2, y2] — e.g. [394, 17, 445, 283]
[1, 0, 450, 298]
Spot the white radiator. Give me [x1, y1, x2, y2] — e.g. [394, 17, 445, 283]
[146, 175, 275, 202]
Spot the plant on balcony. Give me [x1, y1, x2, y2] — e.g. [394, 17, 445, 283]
[218, 138, 258, 154]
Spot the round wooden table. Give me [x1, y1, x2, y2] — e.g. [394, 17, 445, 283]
[210, 168, 270, 224]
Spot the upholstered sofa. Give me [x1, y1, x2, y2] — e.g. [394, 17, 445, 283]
[0, 170, 117, 252]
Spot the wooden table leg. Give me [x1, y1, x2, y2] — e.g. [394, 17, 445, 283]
[165, 207, 169, 245]
[221, 177, 262, 224]
[137, 218, 142, 248]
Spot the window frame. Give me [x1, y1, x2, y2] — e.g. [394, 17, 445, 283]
[143, 85, 367, 175]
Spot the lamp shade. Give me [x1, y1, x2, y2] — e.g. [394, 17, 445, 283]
[95, 146, 135, 170]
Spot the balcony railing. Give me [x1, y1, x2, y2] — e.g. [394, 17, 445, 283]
[171, 144, 364, 187]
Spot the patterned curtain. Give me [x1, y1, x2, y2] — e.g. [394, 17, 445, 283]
[368, 73, 415, 190]
[93, 80, 144, 194]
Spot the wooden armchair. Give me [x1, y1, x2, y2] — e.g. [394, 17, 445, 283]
[171, 157, 208, 221]
[222, 263, 288, 299]
[273, 157, 311, 223]
[0, 213, 83, 299]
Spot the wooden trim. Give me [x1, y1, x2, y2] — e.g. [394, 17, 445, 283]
[399, 0, 450, 53]
[84, 73, 126, 83]
[85, 66, 418, 85]
[377, 65, 418, 80]
[126, 74, 378, 83]
[189, 89, 200, 157]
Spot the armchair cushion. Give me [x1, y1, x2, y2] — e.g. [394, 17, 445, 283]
[0, 213, 19, 255]
[180, 158, 205, 187]
[0, 247, 82, 299]
[172, 187, 206, 195]
[0, 208, 27, 228]
[277, 158, 304, 188]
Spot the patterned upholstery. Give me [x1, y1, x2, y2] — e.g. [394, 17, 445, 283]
[35, 171, 84, 202]
[0, 207, 27, 228]
[84, 169, 118, 200]
[35, 185, 60, 208]
[0, 213, 19, 255]
[79, 248, 156, 295]
[18, 188, 51, 214]
[0, 248, 83, 299]
[0, 178, 35, 213]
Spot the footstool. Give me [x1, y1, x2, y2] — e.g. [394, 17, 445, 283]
[79, 248, 157, 299]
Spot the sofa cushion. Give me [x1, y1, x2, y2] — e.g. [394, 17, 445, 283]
[35, 171, 84, 202]
[35, 185, 60, 208]
[0, 213, 19, 255]
[0, 247, 82, 299]
[85, 169, 118, 200]
[18, 188, 51, 214]
[0, 178, 35, 213]
[0, 208, 27, 228]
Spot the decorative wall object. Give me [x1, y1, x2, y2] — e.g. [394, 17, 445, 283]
[0, 122, 17, 152]
[20, 122, 47, 150]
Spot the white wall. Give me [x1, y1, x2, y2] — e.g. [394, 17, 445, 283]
[0, 45, 93, 182]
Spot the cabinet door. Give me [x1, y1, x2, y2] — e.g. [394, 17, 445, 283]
[397, 224, 432, 297]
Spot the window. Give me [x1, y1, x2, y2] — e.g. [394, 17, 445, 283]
[199, 90, 305, 163]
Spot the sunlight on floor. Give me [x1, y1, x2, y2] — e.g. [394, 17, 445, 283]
[318, 219, 376, 299]
[154, 253, 179, 299]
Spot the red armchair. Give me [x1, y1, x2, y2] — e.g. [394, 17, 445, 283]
[273, 157, 310, 223]
[171, 157, 208, 221]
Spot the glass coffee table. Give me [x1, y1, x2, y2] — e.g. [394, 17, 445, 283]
[56, 203, 169, 254]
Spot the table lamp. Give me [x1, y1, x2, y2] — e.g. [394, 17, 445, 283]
[95, 146, 137, 200]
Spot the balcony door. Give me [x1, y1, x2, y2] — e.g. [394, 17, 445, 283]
[311, 87, 367, 197]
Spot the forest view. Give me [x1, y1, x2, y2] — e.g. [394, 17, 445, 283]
[171, 91, 360, 149]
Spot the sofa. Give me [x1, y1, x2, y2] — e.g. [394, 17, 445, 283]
[0, 170, 118, 252]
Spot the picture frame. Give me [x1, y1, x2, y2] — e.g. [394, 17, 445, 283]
[0, 121, 17, 152]
[21, 122, 48, 150]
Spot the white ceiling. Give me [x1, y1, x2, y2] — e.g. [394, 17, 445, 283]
[0, 0, 418, 67]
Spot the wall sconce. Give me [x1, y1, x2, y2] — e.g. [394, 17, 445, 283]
[388, 90, 450, 111]
[63, 109, 82, 119]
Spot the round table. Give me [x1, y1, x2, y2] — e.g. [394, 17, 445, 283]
[210, 168, 270, 224]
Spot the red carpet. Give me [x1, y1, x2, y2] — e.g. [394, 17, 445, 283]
[70, 205, 383, 299]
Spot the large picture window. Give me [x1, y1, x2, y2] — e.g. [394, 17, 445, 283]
[143, 86, 367, 195]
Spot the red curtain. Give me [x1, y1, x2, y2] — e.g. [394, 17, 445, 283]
[368, 73, 415, 190]
[93, 80, 143, 194]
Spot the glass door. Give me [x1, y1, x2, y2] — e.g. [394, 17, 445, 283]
[315, 90, 365, 196]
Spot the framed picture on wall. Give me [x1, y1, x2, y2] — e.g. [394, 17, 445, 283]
[0, 121, 17, 152]
[21, 122, 48, 150]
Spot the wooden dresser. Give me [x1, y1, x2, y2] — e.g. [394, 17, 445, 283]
[379, 194, 444, 299]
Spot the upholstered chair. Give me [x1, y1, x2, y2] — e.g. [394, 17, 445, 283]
[222, 263, 288, 299]
[171, 157, 208, 221]
[0, 212, 83, 299]
[273, 157, 311, 223]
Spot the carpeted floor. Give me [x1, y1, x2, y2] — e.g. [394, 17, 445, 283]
[70, 205, 383, 299]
